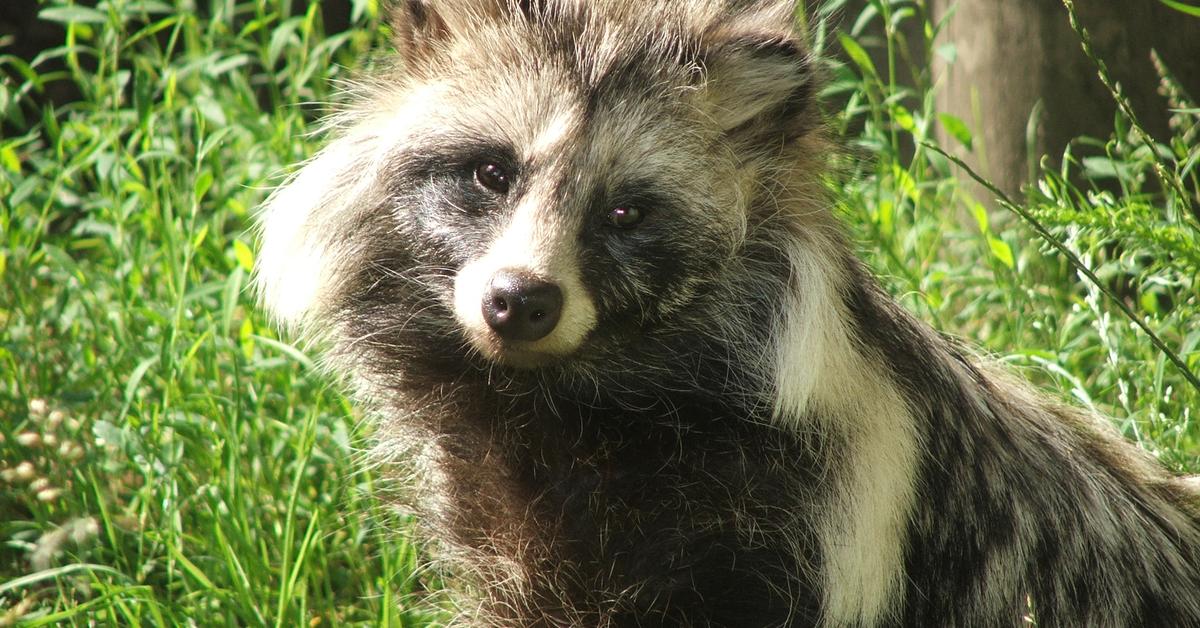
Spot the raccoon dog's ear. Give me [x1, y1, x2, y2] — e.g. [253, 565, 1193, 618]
[391, 0, 535, 70]
[703, 2, 814, 139]
[390, 0, 456, 69]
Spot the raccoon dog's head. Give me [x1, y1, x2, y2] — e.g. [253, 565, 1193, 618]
[256, 0, 819, 377]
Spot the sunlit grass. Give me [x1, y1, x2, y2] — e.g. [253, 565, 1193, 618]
[1, 1, 436, 624]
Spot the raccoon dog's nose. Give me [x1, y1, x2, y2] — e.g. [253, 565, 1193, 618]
[482, 271, 563, 342]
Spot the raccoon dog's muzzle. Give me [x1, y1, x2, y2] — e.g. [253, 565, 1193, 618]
[452, 207, 597, 367]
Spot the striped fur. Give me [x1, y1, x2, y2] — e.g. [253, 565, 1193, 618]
[255, 1, 1200, 625]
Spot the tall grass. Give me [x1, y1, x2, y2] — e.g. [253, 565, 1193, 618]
[1, 1, 435, 625]
[2, 0, 1197, 624]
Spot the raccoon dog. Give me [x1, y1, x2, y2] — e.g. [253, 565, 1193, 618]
[255, 0, 1200, 625]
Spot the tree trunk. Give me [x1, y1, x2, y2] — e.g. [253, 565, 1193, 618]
[932, 0, 1200, 202]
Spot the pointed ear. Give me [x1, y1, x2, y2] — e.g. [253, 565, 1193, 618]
[703, 3, 815, 139]
[391, 0, 535, 71]
[391, 0, 452, 68]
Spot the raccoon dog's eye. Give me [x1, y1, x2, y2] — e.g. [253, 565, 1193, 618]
[474, 162, 511, 194]
[607, 206, 644, 229]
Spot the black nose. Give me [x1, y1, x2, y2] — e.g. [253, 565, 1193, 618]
[482, 271, 563, 342]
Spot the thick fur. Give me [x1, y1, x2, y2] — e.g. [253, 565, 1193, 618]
[255, 1, 1200, 625]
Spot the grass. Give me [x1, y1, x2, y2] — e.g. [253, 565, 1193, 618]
[1, 1, 435, 625]
[1, 0, 1197, 625]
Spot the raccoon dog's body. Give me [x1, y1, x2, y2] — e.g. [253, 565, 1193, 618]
[255, 0, 1200, 625]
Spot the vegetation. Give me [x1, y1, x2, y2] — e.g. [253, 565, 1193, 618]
[1, 0, 1196, 624]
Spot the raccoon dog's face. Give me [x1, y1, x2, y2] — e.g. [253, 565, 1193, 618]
[256, 0, 814, 374]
